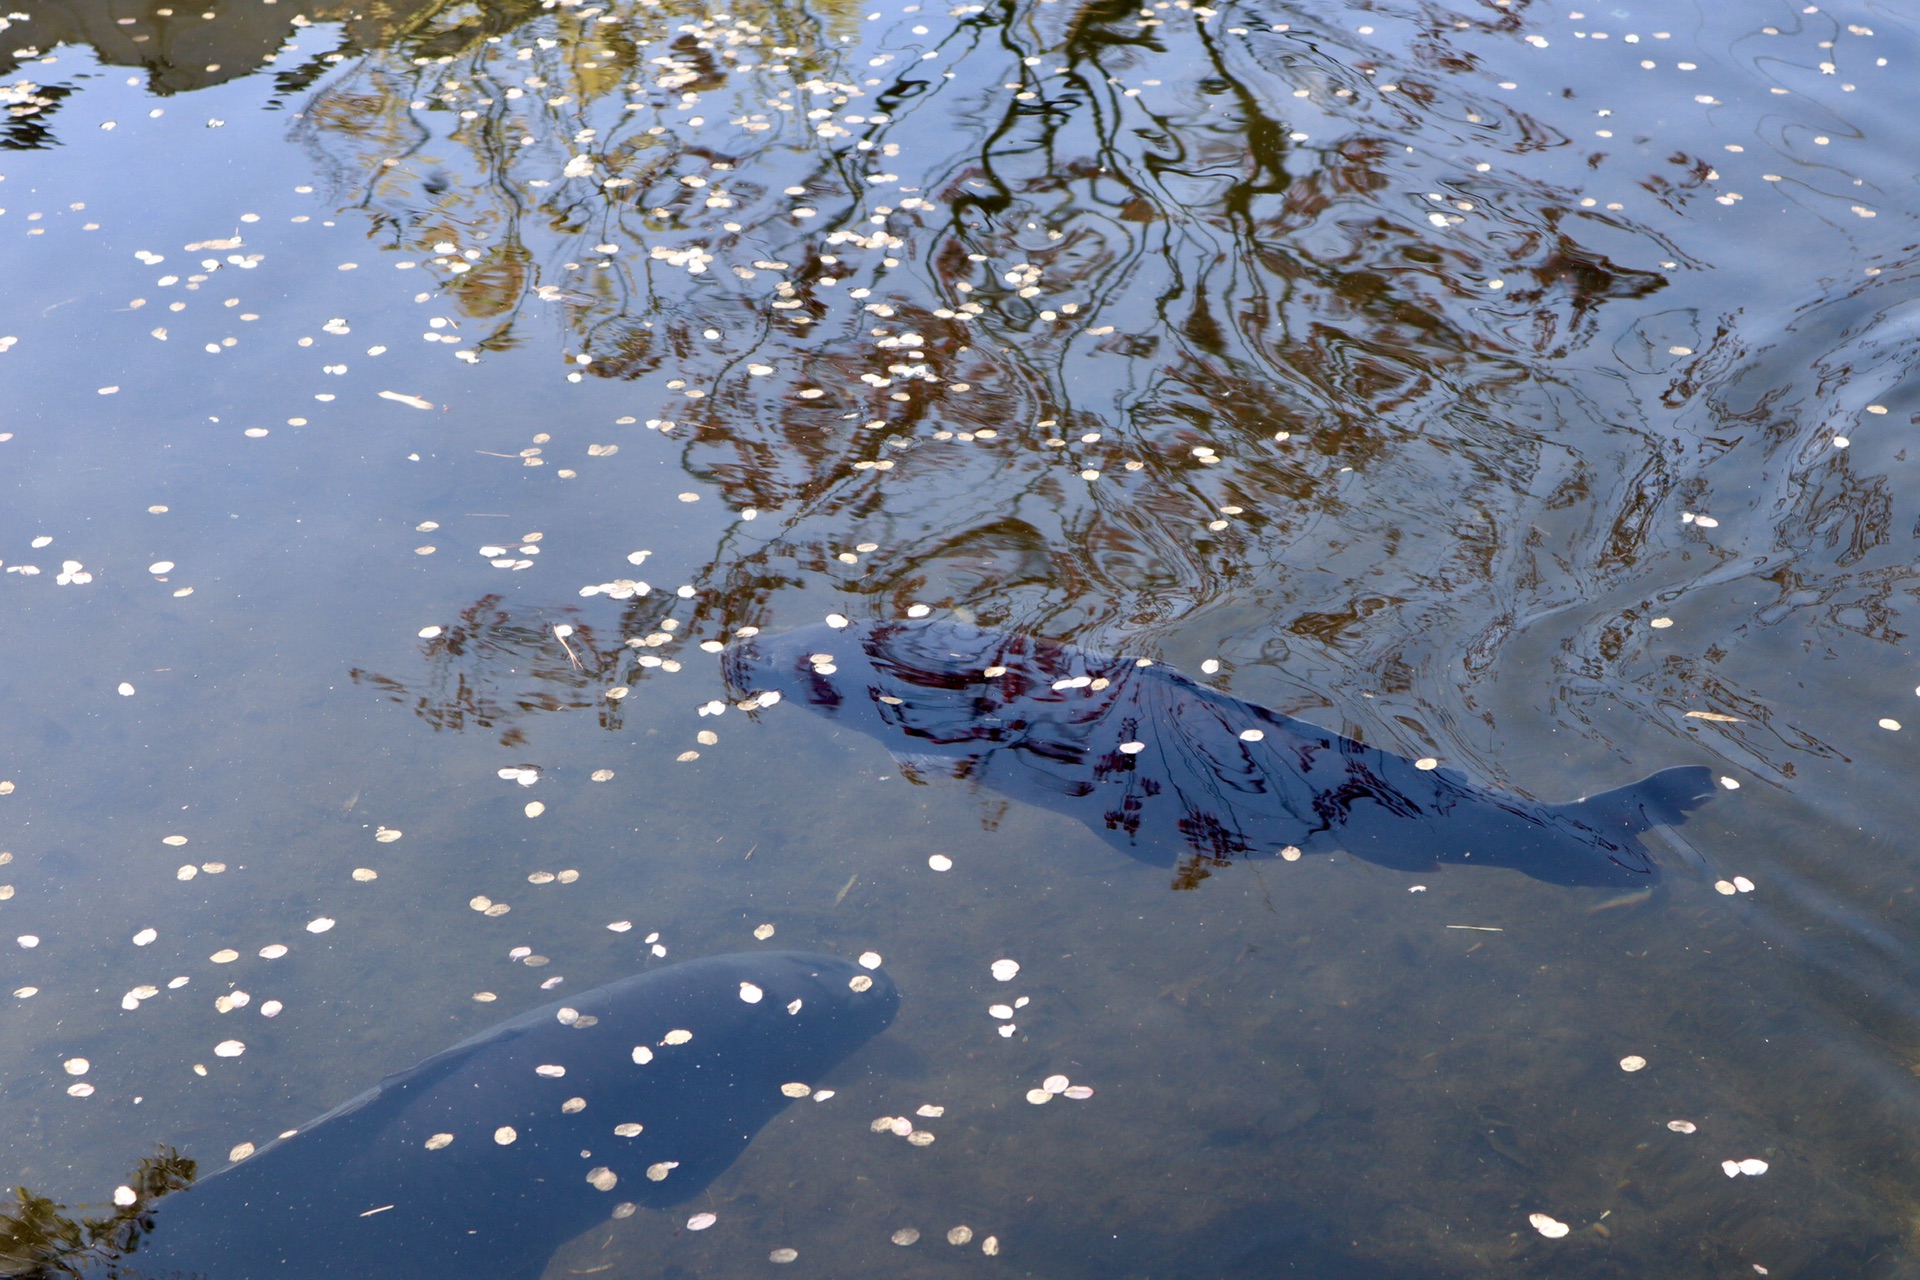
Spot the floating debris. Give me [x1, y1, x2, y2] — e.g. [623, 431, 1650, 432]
[687, 1212, 717, 1231]
[947, 1226, 974, 1246]
[1620, 1055, 1648, 1072]
[1529, 1213, 1571, 1239]
[753, 923, 776, 940]
[1722, 1158, 1770, 1177]
[891, 1228, 921, 1246]
[990, 958, 1020, 982]
[1668, 1120, 1698, 1134]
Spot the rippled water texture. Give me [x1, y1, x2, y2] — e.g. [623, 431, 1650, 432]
[4, 0, 1920, 1275]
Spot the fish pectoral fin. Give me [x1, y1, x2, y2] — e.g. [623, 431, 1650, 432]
[888, 749, 968, 782]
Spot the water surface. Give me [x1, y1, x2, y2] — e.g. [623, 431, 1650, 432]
[4, 0, 1920, 1274]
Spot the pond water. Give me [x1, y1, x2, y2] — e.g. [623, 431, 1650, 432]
[3, 0, 1920, 1274]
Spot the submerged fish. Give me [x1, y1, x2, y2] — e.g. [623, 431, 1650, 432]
[725, 619, 1714, 889]
[65, 951, 898, 1280]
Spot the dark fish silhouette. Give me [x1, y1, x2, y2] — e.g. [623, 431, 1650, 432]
[68, 952, 897, 1280]
[725, 619, 1714, 889]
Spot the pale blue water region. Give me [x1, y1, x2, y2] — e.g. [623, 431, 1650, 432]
[4, 0, 1920, 1274]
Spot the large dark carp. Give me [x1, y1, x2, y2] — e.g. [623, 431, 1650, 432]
[725, 618, 1714, 888]
[17, 951, 898, 1280]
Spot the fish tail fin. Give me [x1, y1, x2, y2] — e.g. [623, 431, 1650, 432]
[1567, 765, 1716, 836]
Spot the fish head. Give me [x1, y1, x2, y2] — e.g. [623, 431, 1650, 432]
[723, 619, 1041, 771]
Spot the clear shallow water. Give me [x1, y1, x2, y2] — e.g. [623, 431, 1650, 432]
[4, 0, 1920, 1274]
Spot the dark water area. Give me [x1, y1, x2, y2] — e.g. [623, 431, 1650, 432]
[3, 0, 1920, 1274]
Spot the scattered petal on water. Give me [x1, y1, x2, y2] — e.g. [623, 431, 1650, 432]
[825, 614, 849, 629]
[535, 1064, 565, 1078]
[1119, 741, 1145, 754]
[687, 1212, 717, 1231]
[1650, 618, 1674, 629]
[229, 1143, 255, 1162]
[306, 917, 335, 934]
[210, 949, 239, 964]
[352, 868, 378, 882]
[859, 951, 883, 969]
[990, 959, 1020, 982]
[418, 626, 443, 639]
[1880, 719, 1902, 731]
[586, 1167, 618, 1191]
[1737, 1158, 1769, 1176]
[947, 1226, 974, 1246]
[214, 1040, 245, 1057]
[739, 982, 764, 1003]
[1043, 1074, 1070, 1094]
[525, 802, 545, 818]
[1026, 1089, 1052, 1105]
[663, 1029, 693, 1046]
[891, 1228, 921, 1246]
[1668, 1120, 1698, 1134]
[929, 854, 953, 871]
[632, 1046, 654, 1064]
[375, 828, 402, 843]
[1715, 880, 1737, 895]
[1063, 1085, 1095, 1100]
[259, 944, 288, 959]
[614, 1122, 644, 1136]
[1414, 757, 1439, 771]
[13, 988, 37, 999]
[647, 1161, 678, 1181]
[67, 1083, 94, 1098]
[781, 1083, 812, 1098]
[117, 683, 135, 696]
[113, 1187, 136, 1207]
[260, 1000, 283, 1017]
[494, 1126, 519, 1145]
[1239, 730, 1265, 743]
[1719, 777, 1741, 790]
[849, 974, 873, 992]
[1733, 876, 1756, 893]
[1620, 1056, 1648, 1072]
[916, 1104, 945, 1118]
[608, 921, 632, 932]
[63, 1058, 88, 1076]
[591, 769, 615, 782]
[1529, 1213, 1570, 1239]
[769, 1247, 799, 1263]
[982, 1236, 1000, 1256]
[133, 928, 158, 946]
[163, 835, 189, 847]
[753, 923, 776, 940]
[988, 1003, 1013, 1019]
[17, 935, 38, 948]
